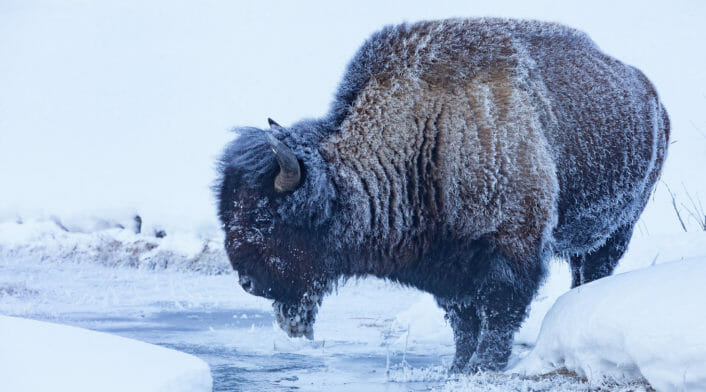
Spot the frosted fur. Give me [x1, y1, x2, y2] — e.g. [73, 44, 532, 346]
[216, 18, 669, 372]
[322, 60, 559, 264]
[324, 19, 667, 259]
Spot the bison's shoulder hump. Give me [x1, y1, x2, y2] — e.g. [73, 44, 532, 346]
[328, 18, 596, 127]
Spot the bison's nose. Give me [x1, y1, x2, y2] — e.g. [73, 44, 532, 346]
[239, 275, 254, 293]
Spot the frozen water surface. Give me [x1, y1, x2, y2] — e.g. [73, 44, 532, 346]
[0, 267, 639, 391]
[0, 248, 455, 391]
[0, 275, 447, 390]
[0, 229, 594, 391]
[70, 308, 454, 391]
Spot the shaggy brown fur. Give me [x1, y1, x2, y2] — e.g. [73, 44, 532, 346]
[321, 72, 558, 265]
[216, 18, 669, 372]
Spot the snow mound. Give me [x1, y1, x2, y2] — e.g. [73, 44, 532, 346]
[0, 219, 230, 274]
[0, 315, 212, 392]
[511, 257, 706, 391]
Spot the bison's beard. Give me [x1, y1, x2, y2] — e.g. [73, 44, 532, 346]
[273, 291, 322, 340]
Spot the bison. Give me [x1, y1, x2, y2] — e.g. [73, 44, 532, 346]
[215, 18, 669, 372]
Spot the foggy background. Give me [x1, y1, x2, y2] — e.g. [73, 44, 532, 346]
[1, 0, 704, 235]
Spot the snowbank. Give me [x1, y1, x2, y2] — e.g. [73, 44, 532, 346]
[0, 315, 212, 392]
[0, 219, 230, 274]
[511, 257, 706, 391]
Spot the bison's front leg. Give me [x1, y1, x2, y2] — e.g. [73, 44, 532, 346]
[467, 254, 544, 372]
[441, 303, 481, 372]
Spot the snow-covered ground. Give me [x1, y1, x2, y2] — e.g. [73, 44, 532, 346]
[2, 219, 704, 390]
[513, 257, 706, 391]
[0, 315, 212, 392]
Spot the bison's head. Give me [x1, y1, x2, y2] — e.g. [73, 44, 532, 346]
[216, 119, 335, 339]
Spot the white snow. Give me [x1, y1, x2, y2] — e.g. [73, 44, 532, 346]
[0, 314, 212, 392]
[0, 219, 230, 275]
[511, 232, 706, 391]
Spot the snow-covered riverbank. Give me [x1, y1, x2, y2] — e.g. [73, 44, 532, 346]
[2, 220, 704, 390]
[0, 315, 212, 392]
[513, 257, 706, 391]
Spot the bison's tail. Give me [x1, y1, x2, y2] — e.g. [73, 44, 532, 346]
[655, 102, 670, 174]
[646, 102, 670, 196]
[660, 102, 671, 147]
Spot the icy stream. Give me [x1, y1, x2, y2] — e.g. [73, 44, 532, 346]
[0, 254, 457, 391]
[56, 310, 451, 391]
[1, 256, 651, 391]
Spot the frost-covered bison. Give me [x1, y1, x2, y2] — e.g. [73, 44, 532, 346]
[215, 18, 669, 372]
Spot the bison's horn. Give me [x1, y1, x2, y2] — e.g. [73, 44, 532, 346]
[266, 133, 301, 193]
[268, 118, 282, 128]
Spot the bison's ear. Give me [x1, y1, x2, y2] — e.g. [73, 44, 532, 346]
[266, 133, 301, 193]
[268, 118, 282, 129]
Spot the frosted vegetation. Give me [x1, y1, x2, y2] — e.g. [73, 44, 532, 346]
[1, 219, 230, 274]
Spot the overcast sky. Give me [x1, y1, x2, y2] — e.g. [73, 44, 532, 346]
[1, 0, 704, 233]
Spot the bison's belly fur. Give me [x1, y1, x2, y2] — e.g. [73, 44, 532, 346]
[216, 18, 669, 373]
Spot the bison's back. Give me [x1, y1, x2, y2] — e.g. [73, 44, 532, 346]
[323, 19, 564, 264]
[322, 18, 668, 262]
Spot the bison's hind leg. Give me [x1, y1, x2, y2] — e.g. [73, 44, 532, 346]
[569, 223, 634, 288]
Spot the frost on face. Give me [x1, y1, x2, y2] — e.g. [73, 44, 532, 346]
[266, 256, 288, 275]
[227, 197, 275, 249]
[273, 291, 322, 340]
